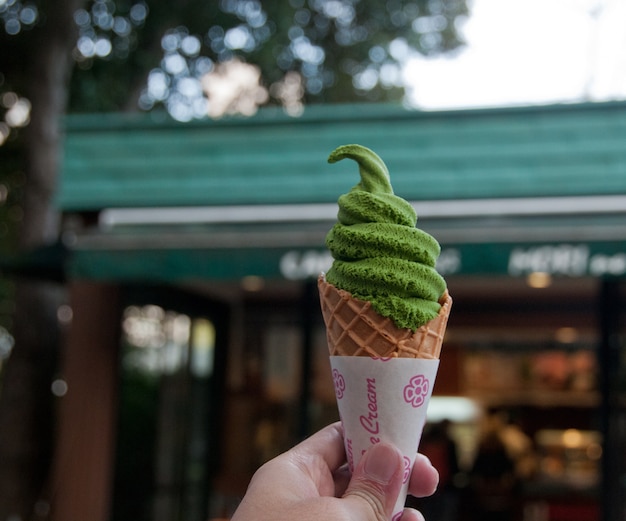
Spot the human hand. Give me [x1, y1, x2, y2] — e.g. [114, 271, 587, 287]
[230, 422, 439, 521]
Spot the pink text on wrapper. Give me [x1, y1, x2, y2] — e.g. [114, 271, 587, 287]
[359, 377, 381, 444]
[346, 437, 355, 473]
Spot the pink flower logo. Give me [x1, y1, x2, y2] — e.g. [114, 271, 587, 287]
[333, 369, 346, 399]
[402, 456, 411, 484]
[403, 374, 430, 408]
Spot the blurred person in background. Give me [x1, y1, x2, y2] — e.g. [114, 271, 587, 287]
[467, 410, 520, 521]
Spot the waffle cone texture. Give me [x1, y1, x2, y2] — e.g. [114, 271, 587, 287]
[318, 274, 452, 359]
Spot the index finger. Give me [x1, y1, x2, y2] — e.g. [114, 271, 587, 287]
[288, 421, 346, 472]
[408, 453, 439, 498]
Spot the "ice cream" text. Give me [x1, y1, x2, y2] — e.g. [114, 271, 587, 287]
[359, 377, 381, 444]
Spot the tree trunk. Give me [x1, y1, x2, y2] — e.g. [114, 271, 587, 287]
[0, 0, 84, 518]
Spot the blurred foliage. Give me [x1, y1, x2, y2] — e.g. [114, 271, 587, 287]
[66, 0, 469, 117]
[1, 0, 469, 119]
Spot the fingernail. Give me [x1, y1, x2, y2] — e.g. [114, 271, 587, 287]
[363, 443, 401, 484]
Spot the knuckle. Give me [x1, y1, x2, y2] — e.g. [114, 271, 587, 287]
[345, 486, 387, 521]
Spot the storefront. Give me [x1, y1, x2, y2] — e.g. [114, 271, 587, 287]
[51, 101, 626, 521]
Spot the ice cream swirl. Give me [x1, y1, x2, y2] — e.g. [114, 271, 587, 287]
[325, 144, 446, 330]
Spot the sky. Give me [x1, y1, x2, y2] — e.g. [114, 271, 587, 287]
[403, 0, 626, 110]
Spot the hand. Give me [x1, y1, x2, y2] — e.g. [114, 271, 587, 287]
[230, 422, 439, 521]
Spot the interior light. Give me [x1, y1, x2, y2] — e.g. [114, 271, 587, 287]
[241, 275, 265, 292]
[191, 319, 215, 377]
[586, 442, 602, 460]
[562, 428, 583, 448]
[526, 272, 552, 288]
[57, 304, 73, 325]
[51, 379, 68, 397]
[555, 327, 579, 343]
[426, 396, 481, 423]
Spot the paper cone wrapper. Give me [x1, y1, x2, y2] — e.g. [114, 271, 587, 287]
[330, 356, 439, 520]
[318, 275, 452, 519]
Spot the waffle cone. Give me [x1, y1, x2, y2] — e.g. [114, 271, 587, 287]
[318, 274, 452, 359]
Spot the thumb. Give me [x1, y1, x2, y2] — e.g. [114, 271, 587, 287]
[342, 442, 405, 521]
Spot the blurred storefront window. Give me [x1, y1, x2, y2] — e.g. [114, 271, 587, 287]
[112, 291, 223, 521]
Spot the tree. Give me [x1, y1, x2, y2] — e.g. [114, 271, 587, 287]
[0, 0, 468, 518]
[67, 0, 468, 118]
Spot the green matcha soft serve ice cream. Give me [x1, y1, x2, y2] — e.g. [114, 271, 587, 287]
[324, 144, 447, 331]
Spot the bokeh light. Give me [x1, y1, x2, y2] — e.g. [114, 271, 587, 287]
[73, 0, 148, 62]
[0, 0, 39, 35]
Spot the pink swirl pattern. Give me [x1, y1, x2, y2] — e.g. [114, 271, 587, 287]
[403, 374, 430, 408]
[392, 511, 403, 521]
[402, 456, 411, 484]
[333, 369, 346, 399]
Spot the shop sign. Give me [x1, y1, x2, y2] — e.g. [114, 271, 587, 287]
[278, 247, 463, 280]
[70, 241, 626, 282]
[508, 244, 626, 277]
[280, 250, 332, 280]
[279, 242, 626, 280]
